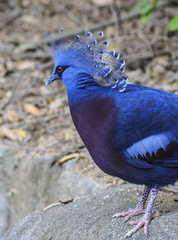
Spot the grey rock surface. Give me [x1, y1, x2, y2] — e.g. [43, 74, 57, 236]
[3, 184, 178, 240]
[0, 144, 118, 233]
[0, 184, 9, 238]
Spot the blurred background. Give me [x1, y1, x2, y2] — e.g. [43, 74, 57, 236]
[0, 0, 177, 237]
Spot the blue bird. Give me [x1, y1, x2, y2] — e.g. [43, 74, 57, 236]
[46, 30, 178, 238]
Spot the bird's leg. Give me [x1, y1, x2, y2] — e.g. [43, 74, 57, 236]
[113, 186, 150, 221]
[124, 185, 160, 238]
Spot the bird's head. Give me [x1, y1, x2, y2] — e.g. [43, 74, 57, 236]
[46, 30, 128, 92]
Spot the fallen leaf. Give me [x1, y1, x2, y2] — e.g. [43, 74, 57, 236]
[24, 103, 39, 115]
[16, 60, 35, 70]
[49, 98, 63, 110]
[0, 127, 17, 141]
[21, 15, 40, 25]
[0, 63, 6, 77]
[57, 153, 85, 165]
[92, 0, 113, 6]
[8, 110, 19, 122]
[14, 129, 27, 138]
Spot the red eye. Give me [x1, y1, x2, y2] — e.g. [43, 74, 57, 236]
[57, 66, 63, 73]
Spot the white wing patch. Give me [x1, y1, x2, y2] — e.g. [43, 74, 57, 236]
[124, 132, 175, 159]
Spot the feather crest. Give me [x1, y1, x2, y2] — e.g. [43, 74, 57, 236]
[48, 30, 128, 92]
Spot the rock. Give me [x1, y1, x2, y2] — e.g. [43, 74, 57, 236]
[0, 184, 9, 238]
[0, 144, 118, 231]
[3, 184, 178, 240]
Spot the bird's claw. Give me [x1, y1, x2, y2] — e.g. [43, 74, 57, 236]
[124, 217, 148, 238]
[124, 210, 160, 238]
[113, 207, 160, 238]
[113, 207, 145, 222]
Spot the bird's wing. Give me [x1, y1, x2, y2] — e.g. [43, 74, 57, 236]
[123, 131, 178, 169]
[113, 87, 178, 169]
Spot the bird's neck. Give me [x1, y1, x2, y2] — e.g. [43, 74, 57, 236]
[66, 73, 108, 107]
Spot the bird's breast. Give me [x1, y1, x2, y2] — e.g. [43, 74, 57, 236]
[70, 96, 126, 176]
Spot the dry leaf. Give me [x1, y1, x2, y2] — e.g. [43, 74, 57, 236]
[49, 98, 63, 110]
[92, 0, 113, 6]
[24, 103, 39, 115]
[0, 63, 6, 77]
[21, 15, 40, 25]
[14, 129, 27, 138]
[58, 153, 85, 165]
[0, 127, 17, 141]
[16, 60, 35, 70]
[8, 110, 19, 122]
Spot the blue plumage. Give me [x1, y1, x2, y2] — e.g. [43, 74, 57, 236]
[46, 31, 178, 238]
[47, 31, 128, 91]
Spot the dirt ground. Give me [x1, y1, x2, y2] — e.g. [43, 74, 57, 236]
[0, 0, 178, 236]
[0, 0, 177, 153]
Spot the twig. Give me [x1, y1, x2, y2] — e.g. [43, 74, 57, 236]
[0, 9, 21, 31]
[1, 141, 84, 154]
[60, 4, 81, 25]
[110, 6, 120, 39]
[14, 52, 51, 60]
[11, 70, 42, 104]
[0, 61, 54, 110]
[38, 61, 55, 70]
[14, 0, 169, 53]
[6, 111, 59, 130]
[0, 69, 26, 111]
[125, 50, 172, 65]
[161, 183, 178, 194]
[1, 141, 62, 153]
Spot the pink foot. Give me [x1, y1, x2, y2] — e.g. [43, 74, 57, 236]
[113, 186, 159, 238]
[124, 210, 160, 238]
[113, 207, 145, 222]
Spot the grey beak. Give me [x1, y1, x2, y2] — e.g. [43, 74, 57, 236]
[46, 74, 59, 86]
